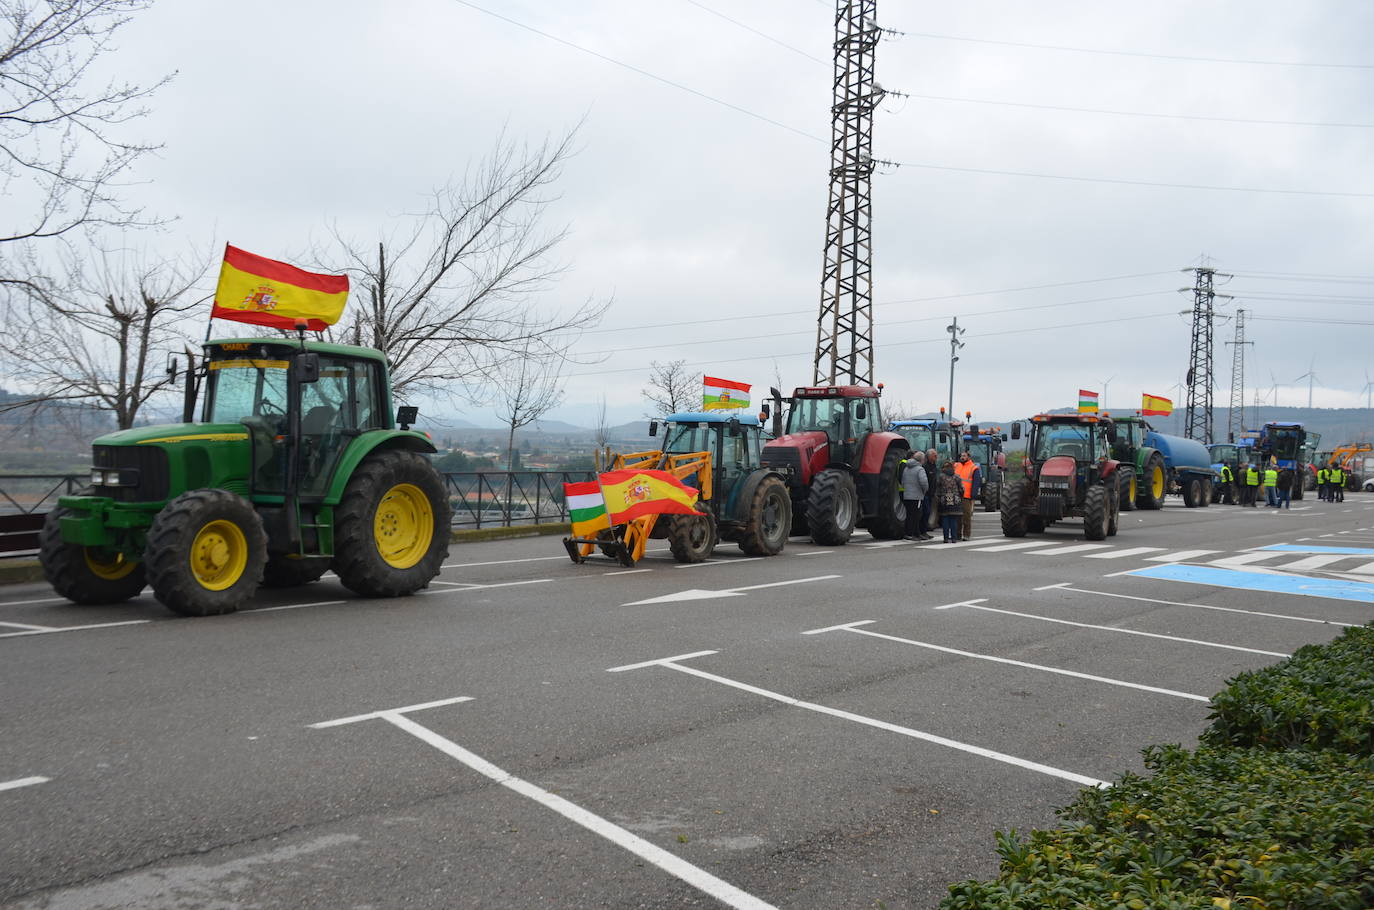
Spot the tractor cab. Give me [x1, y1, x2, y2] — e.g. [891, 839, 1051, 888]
[1003, 413, 1123, 541]
[889, 413, 964, 465]
[779, 385, 884, 469]
[659, 411, 762, 518]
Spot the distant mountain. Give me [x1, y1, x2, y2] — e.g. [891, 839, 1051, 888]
[530, 418, 587, 433]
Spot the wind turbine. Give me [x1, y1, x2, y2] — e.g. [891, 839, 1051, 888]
[1361, 369, 1373, 411]
[1099, 375, 1115, 411]
[1268, 371, 1279, 415]
[1292, 357, 1319, 410]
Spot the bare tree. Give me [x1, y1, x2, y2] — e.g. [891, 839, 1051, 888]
[494, 341, 567, 473]
[883, 398, 920, 421]
[642, 359, 700, 417]
[0, 247, 207, 429]
[325, 128, 606, 401]
[1, 0, 170, 248]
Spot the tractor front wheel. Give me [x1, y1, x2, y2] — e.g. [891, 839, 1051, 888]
[145, 489, 267, 616]
[806, 468, 858, 546]
[1107, 479, 1121, 537]
[1120, 473, 1137, 512]
[865, 448, 907, 540]
[261, 555, 331, 588]
[1137, 454, 1166, 510]
[999, 479, 1028, 537]
[333, 450, 451, 598]
[738, 476, 791, 556]
[39, 506, 147, 605]
[1084, 484, 1109, 541]
[982, 480, 1001, 513]
[668, 511, 717, 563]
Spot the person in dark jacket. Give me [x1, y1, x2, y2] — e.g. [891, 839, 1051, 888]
[1276, 466, 1293, 509]
[936, 462, 963, 543]
[920, 448, 938, 537]
[900, 452, 931, 540]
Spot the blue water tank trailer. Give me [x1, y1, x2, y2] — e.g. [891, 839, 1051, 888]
[1144, 430, 1219, 506]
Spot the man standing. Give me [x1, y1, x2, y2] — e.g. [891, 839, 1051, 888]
[1243, 461, 1260, 507]
[1276, 465, 1293, 510]
[1317, 464, 1328, 501]
[1331, 462, 1346, 502]
[1218, 462, 1235, 504]
[900, 452, 931, 540]
[953, 450, 981, 541]
[921, 448, 938, 537]
[1263, 461, 1278, 507]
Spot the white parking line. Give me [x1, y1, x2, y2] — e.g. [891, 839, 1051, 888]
[933, 602, 1288, 657]
[1083, 547, 1166, 559]
[0, 595, 73, 608]
[0, 620, 55, 631]
[0, 776, 49, 793]
[674, 557, 764, 569]
[609, 651, 1108, 788]
[312, 695, 774, 910]
[1030, 544, 1110, 556]
[1145, 550, 1221, 563]
[807, 621, 1208, 701]
[1046, 584, 1356, 627]
[1275, 555, 1351, 571]
[0, 619, 151, 639]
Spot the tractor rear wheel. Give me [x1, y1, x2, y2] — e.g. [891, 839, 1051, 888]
[39, 505, 147, 605]
[1107, 479, 1121, 537]
[333, 450, 451, 598]
[999, 479, 1028, 537]
[738, 476, 791, 556]
[1026, 515, 1046, 533]
[668, 511, 717, 563]
[806, 468, 858, 546]
[1120, 473, 1137, 512]
[865, 447, 907, 540]
[1137, 454, 1166, 510]
[145, 489, 267, 616]
[1182, 477, 1203, 508]
[982, 481, 1001, 512]
[1084, 484, 1109, 541]
[261, 555, 331, 588]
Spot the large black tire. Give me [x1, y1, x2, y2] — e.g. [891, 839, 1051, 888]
[1137, 454, 1166, 510]
[982, 481, 1001, 513]
[668, 511, 717, 563]
[145, 489, 267, 616]
[1182, 476, 1203, 508]
[1199, 479, 1212, 507]
[999, 479, 1028, 538]
[260, 555, 331, 588]
[1107, 479, 1121, 537]
[1026, 515, 1046, 533]
[790, 504, 810, 538]
[738, 476, 791, 556]
[1291, 479, 1304, 501]
[1119, 473, 1137, 512]
[333, 450, 451, 598]
[865, 447, 907, 540]
[1083, 484, 1109, 541]
[806, 468, 858, 546]
[39, 506, 147, 605]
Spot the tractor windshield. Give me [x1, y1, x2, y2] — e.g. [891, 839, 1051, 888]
[787, 397, 849, 437]
[1269, 428, 1302, 459]
[895, 425, 934, 454]
[205, 358, 289, 426]
[1033, 424, 1094, 462]
[664, 422, 714, 456]
[965, 441, 992, 467]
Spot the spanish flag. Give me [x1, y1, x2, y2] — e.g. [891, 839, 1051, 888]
[212, 244, 349, 331]
[599, 469, 699, 524]
[1141, 393, 1172, 417]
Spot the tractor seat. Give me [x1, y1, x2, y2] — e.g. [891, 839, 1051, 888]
[1056, 443, 1087, 460]
[301, 405, 338, 436]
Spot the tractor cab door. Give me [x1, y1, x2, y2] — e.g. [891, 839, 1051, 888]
[716, 423, 752, 510]
[298, 356, 386, 497]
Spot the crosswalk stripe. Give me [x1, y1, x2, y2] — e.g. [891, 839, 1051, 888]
[1350, 562, 1374, 575]
[1145, 550, 1221, 563]
[1030, 544, 1111, 556]
[1275, 555, 1351, 571]
[1082, 546, 1166, 559]
[967, 541, 1057, 553]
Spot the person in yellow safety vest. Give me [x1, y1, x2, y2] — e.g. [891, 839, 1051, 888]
[952, 451, 981, 541]
[1263, 463, 1279, 507]
[1219, 463, 1235, 504]
[1317, 465, 1329, 501]
[1331, 463, 1346, 502]
[1243, 461, 1260, 507]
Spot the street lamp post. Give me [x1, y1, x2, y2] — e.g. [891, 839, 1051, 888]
[946, 317, 965, 418]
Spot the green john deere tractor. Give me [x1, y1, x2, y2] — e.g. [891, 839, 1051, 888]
[40, 337, 452, 616]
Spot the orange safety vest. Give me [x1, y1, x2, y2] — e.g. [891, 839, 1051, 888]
[953, 460, 977, 498]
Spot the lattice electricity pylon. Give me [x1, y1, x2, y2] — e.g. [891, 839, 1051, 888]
[814, 0, 883, 386]
[1181, 266, 1232, 444]
[1224, 307, 1253, 442]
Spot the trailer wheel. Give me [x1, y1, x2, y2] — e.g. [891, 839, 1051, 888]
[807, 468, 857, 546]
[333, 450, 451, 598]
[1182, 477, 1203, 508]
[999, 479, 1028, 537]
[39, 505, 147, 605]
[145, 489, 267, 616]
[738, 476, 791, 556]
[1137, 454, 1166, 510]
[260, 555, 330, 588]
[1084, 484, 1109, 541]
[865, 447, 907, 540]
[668, 511, 717, 563]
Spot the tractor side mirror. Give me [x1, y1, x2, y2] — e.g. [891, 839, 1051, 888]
[291, 353, 320, 384]
[727, 416, 742, 437]
[1001, 434, 1008, 442]
[396, 405, 418, 430]
[759, 404, 770, 421]
[1011, 422, 1022, 440]
[1106, 424, 1118, 444]
[854, 402, 867, 421]
[648, 420, 658, 437]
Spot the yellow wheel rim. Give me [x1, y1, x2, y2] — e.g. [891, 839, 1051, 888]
[1151, 465, 1165, 499]
[374, 483, 434, 569]
[1127, 475, 1137, 501]
[85, 550, 137, 581]
[189, 519, 248, 591]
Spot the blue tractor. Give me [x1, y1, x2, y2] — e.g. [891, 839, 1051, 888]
[889, 410, 964, 465]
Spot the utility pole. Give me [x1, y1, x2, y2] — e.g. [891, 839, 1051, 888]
[1224, 307, 1253, 441]
[946, 316, 964, 417]
[1180, 264, 1232, 444]
[814, 0, 883, 386]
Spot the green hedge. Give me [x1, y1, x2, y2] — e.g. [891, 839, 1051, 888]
[941, 745, 1374, 910]
[1201, 625, 1374, 754]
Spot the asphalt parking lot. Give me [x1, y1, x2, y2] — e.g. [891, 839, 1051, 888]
[4, 494, 1374, 909]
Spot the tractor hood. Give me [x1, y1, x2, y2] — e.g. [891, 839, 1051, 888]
[92, 422, 250, 448]
[762, 431, 829, 485]
[1038, 455, 1079, 480]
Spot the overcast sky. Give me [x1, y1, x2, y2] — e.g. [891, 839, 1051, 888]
[99, 0, 1374, 429]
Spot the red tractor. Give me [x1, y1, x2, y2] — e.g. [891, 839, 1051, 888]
[760, 385, 909, 545]
[1001, 413, 1124, 541]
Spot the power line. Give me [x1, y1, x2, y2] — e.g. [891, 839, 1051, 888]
[897, 30, 1374, 70]
[1230, 270, 1374, 283]
[680, 0, 826, 64]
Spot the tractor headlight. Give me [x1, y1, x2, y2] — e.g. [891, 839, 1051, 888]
[90, 468, 139, 487]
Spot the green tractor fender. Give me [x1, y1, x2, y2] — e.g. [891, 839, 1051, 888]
[1133, 446, 1159, 478]
[322, 430, 439, 505]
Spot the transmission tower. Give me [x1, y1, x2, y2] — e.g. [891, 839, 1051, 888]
[814, 0, 883, 386]
[1181, 266, 1232, 444]
[1224, 307, 1253, 442]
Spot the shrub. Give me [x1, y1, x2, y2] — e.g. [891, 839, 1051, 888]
[940, 745, 1374, 910]
[1201, 625, 1374, 754]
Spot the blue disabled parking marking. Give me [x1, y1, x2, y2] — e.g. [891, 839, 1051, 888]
[1258, 544, 1374, 556]
[1129, 564, 1374, 604]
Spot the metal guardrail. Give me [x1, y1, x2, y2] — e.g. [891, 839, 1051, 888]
[0, 470, 593, 555]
